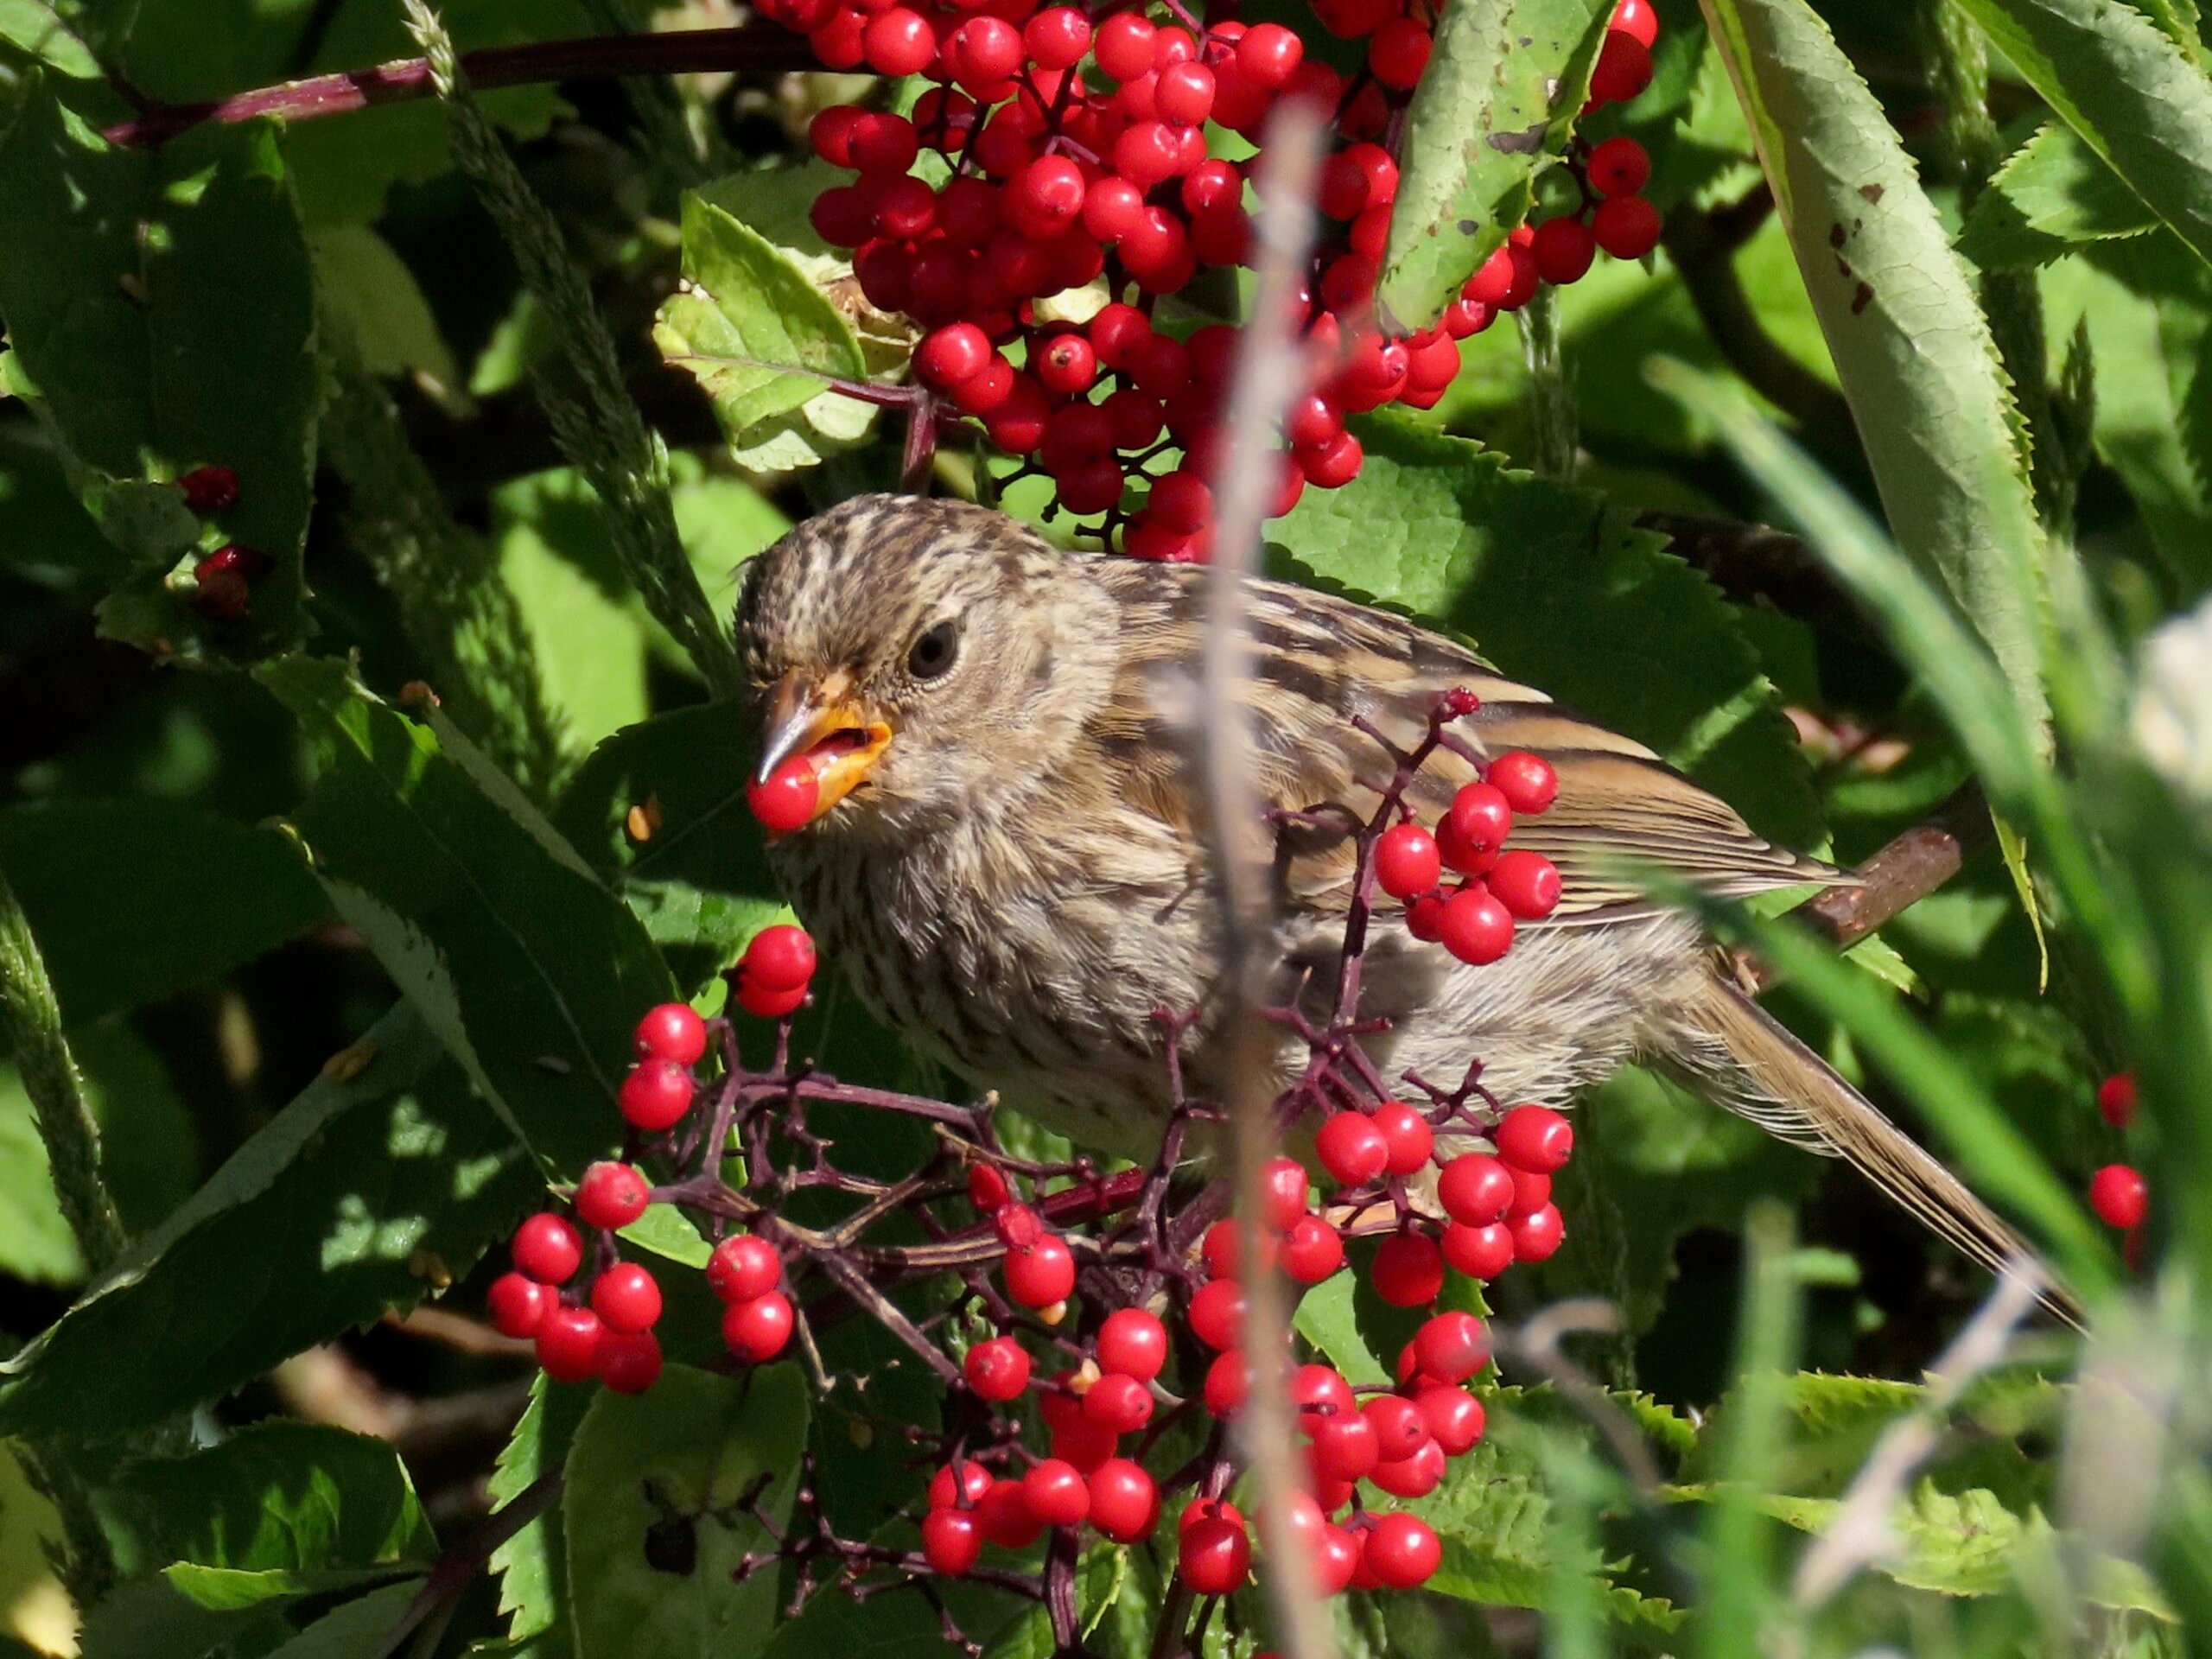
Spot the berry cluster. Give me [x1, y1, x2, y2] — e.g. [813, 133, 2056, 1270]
[2087, 1070, 2147, 1261]
[765, 0, 1663, 556]
[1371, 737, 1561, 968]
[172, 464, 270, 622]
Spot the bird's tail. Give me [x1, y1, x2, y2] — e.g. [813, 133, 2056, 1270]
[1664, 971, 2082, 1328]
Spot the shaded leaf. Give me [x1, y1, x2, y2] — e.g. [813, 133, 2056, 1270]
[1956, 122, 2158, 270]
[0, 1007, 536, 1442]
[0, 0, 99, 76]
[0, 86, 317, 653]
[260, 657, 675, 1169]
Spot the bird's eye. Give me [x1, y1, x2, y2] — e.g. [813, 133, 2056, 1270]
[906, 620, 959, 681]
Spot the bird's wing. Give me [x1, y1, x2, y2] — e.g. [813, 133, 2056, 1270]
[1087, 560, 1841, 922]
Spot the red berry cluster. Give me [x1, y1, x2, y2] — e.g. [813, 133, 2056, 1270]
[2087, 1069, 2147, 1260]
[172, 464, 271, 622]
[1371, 746, 1561, 968]
[766, 0, 1663, 556]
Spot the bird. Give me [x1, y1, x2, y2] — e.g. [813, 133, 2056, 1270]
[737, 491, 2068, 1316]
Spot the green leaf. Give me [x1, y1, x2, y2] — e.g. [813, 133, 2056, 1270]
[0, 1006, 537, 1442]
[1269, 413, 1824, 850]
[78, 1573, 293, 1659]
[563, 1363, 809, 1659]
[259, 657, 676, 1169]
[1378, 0, 1611, 329]
[1293, 1272, 1390, 1387]
[110, 1421, 436, 1575]
[1955, 0, 2212, 276]
[0, 0, 99, 76]
[656, 189, 873, 461]
[553, 704, 786, 995]
[0, 86, 317, 653]
[1956, 122, 2159, 270]
[488, 1372, 592, 1655]
[0, 799, 331, 1027]
[308, 225, 462, 387]
[1695, 0, 2052, 734]
[260, 1580, 424, 1659]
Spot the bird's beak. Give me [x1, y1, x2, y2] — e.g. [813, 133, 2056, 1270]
[754, 668, 896, 826]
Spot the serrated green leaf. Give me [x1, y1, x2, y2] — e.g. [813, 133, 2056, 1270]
[0, 86, 317, 654]
[1957, 122, 2159, 270]
[0, 1006, 536, 1442]
[487, 1372, 591, 1656]
[656, 190, 872, 460]
[563, 1363, 808, 1659]
[1294, 1271, 1390, 1386]
[1269, 413, 1823, 850]
[1378, 0, 1611, 328]
[259, 657, 676, 1170]
[618, 1202, 710, 1268]
[1955, 0, 2212, 276]
[0, 798, 331, 1027]
[552, 703, 787, 995]
[1696, 0, 2051, 738]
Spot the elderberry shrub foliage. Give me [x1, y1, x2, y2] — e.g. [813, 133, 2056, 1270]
[3, 0, 2212, 1654]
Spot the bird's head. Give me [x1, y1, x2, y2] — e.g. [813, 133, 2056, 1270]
[736, 494, 1121, 838]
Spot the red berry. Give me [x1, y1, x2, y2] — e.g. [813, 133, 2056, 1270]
[1589, 28, 1654, 104]
[722, 1290, 795, 1360]
[1366, 16, 1431, 87]
[1371, 1231, 1445, 1307]
[178, 465, 240, 512]
[1448, 782, 1513, 854]
[1097, 1307, 1168, 1382]
[1084, 1372, 1154, 1433]
[1005, 1235, 1077, 1307]
[968, 1163, 1012, 1213]
[1095, 11, 1155, 78]
[1363, 1512, 1441, 1588]
[1507, 1166, 1552, 1216]
[1372, 1099, 1434, 1175]
[1593, 194, 1664, 260]
[950, 16, 1023, 87]
[978, 1480, 1044, 1547]
[931, 1459, 995, 1511]
[1318, 1111, 1391, 1187]
[1488, 849, 1561, 921]
[1179, 1515, 1251, 1594]
[1023, 1459, 1091, 1527]
[1531, 214, 1598, 284]
[1442, 1220, 1516, 1280]
[620, 1058, 695, 1131]
[734, 976, 806, 1020]
[1437, 1153, 1514, 1225]
[633, 1002, 706, 1065]
[576, 1161, 652, 1231]
[1088, 1459, 1160, 1542]
[966, 1335, 1033, 1401]
[1368, 1437, 1446, 1497]
[1484, 751, 1558, 815]
[1202, 1349, 1252, 1417]
[1189, 1275, 1247, 1350]
[742, 925, 817, 993]
[1201, 1218, 1242, 1279]
[1415, 1384, 1486, 1453]
[513, 1213, 583, 1284]
[1440, 884, 1516, 966]
[1309, 1409, 1380, 1481]
[487, 1271, 551, 1338]
[1406, 893, 1448, 942]
[1282, 1214, 1346, 1282]
[1611, 0, 1659, 47]
[1375, 823, 1443, 899]
[2098, 1070, 2138, 1128]
[591, 1262, 663, 1334]
[1414, 1311, 1489, 1383]
[1363, 1394, 1428, 1462]
[1586, 135, 1651, 199]
[2089, 1164, 2149, 1230]
[707, 1234, 781, 1302]
[534, 1306, 603, 1382]
[922, 1507, 982, 1575]
[1035, 332, 1098, 395]
[917, 322, 994, 391]
[1497, 1104, 1574, 1173]
[847, 111, 918, 176]
[1296, 430, 1363, 490]
[598, 1329, 663, 1394]
[1024, 5, 1090, 67]
[1155, 60, 1215, 124]
[1258, 1155, 1311, 1230]
[747, 757, 819, 834]
[861, 7, 935, 75]
[1509, 1204, 1567, 1262]
[1236, 22, 1304, 87]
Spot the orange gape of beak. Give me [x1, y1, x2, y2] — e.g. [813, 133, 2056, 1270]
[755, 668, 895, 827]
